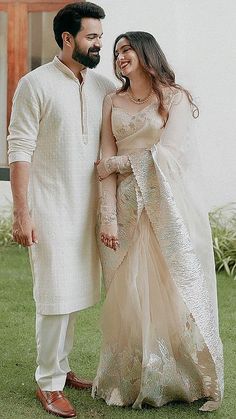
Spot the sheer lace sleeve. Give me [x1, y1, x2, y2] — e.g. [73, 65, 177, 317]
[97, 155, 131, 180]
[98, 95, 119, 249]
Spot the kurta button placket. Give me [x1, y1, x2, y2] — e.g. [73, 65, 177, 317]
[81, 87, 88, 145]
[76, 78, 88, 145]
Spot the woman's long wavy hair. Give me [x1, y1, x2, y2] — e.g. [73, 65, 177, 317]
[113, 32, 199, 124]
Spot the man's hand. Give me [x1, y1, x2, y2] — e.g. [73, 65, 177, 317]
[12, 209, 38, 247]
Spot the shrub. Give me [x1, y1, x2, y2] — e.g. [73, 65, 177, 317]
[209, 203, 236, 280]
[0, 214, 15, 247]
[1, 206, 236, 279]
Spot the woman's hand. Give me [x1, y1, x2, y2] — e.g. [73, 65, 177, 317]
[94, 159, 110, 181]
[100, 222, 119, 251]
[101, 230, 119, 251]
[95, 155, 131, 181]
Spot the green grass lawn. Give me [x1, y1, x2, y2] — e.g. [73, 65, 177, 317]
[0, 246, 235, 419]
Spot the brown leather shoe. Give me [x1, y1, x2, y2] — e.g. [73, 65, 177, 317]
[36, 387, 76, 418]
[65, 371, 92, 390]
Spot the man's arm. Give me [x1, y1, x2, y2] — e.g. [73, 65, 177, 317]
[10, 162, 38, 247]
[7, 76, 40, 246]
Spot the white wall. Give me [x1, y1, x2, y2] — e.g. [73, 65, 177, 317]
[0, 12, 7, 166]
[95, 0, 236, 209]
[1, 0, 236, 213]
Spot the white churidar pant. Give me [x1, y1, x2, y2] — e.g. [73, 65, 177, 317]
[35, 312, 78, 391]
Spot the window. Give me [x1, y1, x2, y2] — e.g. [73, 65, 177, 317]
[0, 1, 83, 179]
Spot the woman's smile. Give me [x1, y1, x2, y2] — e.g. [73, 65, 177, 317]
[119, 60, 130, 71]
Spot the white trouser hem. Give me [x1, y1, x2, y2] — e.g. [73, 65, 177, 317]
[35, 312, 77, 391]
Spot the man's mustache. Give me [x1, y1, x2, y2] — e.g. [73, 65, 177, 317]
[88, 47, 100, 53]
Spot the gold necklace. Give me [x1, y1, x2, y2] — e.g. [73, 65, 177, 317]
[127, 87, 153, 104]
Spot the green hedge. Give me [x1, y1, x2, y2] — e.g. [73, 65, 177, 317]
[0, 215, 16, 247]
[209, 203, 236, 280]
[1, 204, 236, 279]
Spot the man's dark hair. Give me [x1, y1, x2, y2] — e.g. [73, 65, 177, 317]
[53, 2, 105, 49]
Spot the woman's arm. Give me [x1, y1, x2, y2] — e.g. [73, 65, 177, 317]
[95, 94, 131, 180]
[97, 95, 119, 251]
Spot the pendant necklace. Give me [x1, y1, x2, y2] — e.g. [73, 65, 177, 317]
[127, 87, 153, 105]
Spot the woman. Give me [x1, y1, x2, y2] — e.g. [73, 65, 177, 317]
[92, 32, 224, 411]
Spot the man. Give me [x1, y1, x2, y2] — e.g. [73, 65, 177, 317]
[7, 2, 114, 417]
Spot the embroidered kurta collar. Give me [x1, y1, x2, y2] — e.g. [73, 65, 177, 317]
[53, 56, 87, 84]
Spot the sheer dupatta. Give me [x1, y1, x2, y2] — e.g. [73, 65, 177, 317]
[150, 92, 224, 408]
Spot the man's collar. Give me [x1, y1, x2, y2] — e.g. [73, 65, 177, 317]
[53, 56, 87, 83]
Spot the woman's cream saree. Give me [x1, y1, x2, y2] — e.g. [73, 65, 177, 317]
[92, 91, 224, 411]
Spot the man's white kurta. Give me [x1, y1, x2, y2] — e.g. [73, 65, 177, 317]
[7, 57, 114, 315]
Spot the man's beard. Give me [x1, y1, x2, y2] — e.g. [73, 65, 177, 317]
[72, 42, 100, 68]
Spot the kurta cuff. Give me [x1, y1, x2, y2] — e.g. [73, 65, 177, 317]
[8, 151, 32, 164]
